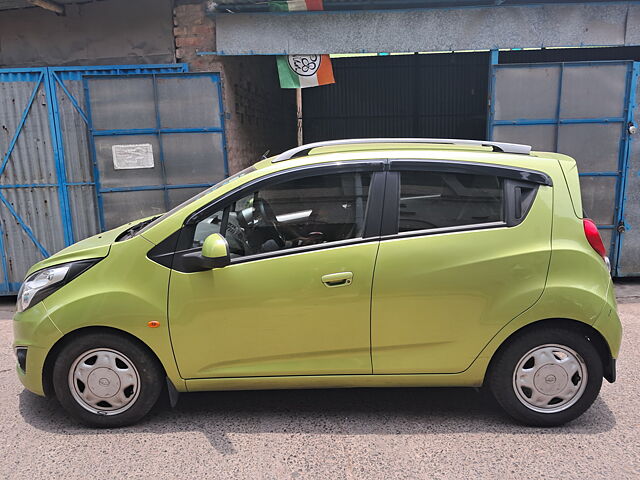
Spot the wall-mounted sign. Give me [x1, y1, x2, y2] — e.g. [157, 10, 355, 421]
[112, 144, 155, 170]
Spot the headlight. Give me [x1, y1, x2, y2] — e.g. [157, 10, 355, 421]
[16, 259, 100, 313]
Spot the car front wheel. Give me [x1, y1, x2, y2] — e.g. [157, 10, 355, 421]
[489, 326, 603, 427]
[52, 332, 163, 427]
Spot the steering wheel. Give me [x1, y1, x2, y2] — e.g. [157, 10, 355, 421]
[253, 198, 286, 248]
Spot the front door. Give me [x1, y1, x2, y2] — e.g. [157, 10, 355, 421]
[371, 161, 553, 374]
[168, 164, 383, 379]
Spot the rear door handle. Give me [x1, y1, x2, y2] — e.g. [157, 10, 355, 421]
[321, 271, 353, 288]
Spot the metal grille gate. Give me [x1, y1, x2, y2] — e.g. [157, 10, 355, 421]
[488, 61, 640, 276]
[0, 65, 228, 293]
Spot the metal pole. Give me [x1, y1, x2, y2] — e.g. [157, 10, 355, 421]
[296, 87, 303, 146]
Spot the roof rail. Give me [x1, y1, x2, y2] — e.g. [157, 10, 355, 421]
[272, 138, 532, 163]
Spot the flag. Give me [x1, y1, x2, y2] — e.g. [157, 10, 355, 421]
[269, 0, 323, 11]
[276, 54, 335, 89]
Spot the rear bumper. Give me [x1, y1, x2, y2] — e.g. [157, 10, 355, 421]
[593, 280, 621, 383]
[604, 357, 616, 383]
[593, 286, 622, 351]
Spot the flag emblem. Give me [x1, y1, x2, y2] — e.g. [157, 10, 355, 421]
[289, 55, 321, 76]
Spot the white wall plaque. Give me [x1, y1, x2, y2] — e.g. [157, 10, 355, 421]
[112, 144, 154, 170]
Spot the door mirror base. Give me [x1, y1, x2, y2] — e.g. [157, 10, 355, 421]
[173, 234, 231, 272]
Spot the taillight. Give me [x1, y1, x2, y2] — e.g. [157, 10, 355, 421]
[583, 218, 606, 258]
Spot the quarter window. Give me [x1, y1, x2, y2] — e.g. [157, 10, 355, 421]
[398, 170, 503, 233]
[193, 171, 372, 258]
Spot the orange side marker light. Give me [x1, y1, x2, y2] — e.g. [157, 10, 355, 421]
[147, 321, 161, 328]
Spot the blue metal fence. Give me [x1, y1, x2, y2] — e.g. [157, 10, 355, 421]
[83, 72, 228, 231]
[488, 60, 639, 276]
[612, 63, 640, 275]
[0, 64, 228, 293]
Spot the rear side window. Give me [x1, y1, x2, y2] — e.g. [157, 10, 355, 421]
[399, 171, 504, 233]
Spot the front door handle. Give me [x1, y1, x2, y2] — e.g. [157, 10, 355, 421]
[321, 271, 353, 288]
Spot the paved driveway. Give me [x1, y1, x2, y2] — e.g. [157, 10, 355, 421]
[1, 301, 638, 479]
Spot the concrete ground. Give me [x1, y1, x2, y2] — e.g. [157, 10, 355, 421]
[1, 285, 639, 480]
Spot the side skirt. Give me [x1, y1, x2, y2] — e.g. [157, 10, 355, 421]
[184, 362, 488, 392]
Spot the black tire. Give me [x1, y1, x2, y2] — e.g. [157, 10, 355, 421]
[52, 331, 164, 428]
[488, 326, 603, 427]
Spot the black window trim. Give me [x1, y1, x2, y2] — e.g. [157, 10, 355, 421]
[381, 221, 508, 242]
[381, 158, 546, 241]
[219, 237, 380, 267]
[150, 160, 387, 272]
[389, 159, 552, 186]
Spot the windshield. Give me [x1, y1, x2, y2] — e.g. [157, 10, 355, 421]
[137, 165, 258, 236]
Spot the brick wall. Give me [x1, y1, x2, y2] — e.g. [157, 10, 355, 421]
[173, 1, 296, 173]
[173, 1, 216, 70]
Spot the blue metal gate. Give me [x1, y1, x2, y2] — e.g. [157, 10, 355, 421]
[488, 60, 639, 276]
[0, 64, 228, 293]
[83, 73, 228, 230]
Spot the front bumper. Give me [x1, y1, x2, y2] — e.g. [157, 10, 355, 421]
[12, 302, 62, 396]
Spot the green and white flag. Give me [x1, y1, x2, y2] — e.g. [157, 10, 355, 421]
[276, 54, 336, 89]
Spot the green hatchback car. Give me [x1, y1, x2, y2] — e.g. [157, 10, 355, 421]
[13, 138, 621, 428]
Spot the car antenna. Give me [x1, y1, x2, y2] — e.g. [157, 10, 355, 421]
[260, 149, 271, 160]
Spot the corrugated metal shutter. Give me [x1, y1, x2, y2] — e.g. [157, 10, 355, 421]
[302, 52, 489, 143]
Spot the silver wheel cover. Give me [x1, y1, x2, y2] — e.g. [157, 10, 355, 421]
[68, 348, 141, 416]
[512, 343, 588, 414]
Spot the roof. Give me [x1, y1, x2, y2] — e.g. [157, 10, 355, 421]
[210, 0, 632, 14]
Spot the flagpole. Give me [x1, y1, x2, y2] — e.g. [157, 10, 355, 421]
[296, 87, 303, 146]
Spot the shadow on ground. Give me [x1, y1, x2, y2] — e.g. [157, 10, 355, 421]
[18, 386, 616, 454]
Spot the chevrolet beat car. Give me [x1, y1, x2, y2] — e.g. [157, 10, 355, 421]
[13, 138, 621, 428]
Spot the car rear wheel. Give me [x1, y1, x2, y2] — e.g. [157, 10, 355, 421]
[52, 332, 163, 427]
[488, 326, 603, 427]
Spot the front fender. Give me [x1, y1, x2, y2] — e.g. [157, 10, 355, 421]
[41, 235, 185, 392]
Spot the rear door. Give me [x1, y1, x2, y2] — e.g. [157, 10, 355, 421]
[371, 160, 553, 374]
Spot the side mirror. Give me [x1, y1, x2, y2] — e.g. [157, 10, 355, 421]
[200, 233, 230, 269]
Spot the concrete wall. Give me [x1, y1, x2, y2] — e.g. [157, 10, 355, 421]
[173, 1, 296, 173]
[0, 0, 175, 67]
[215, 3, 640, 55]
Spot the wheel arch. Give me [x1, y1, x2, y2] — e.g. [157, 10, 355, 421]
[41, 326, 168, 398]
[485, 318, 614, 384]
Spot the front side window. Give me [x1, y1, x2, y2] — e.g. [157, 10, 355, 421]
[399, 170, 503, 233]
[193, 171, 372, 258]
